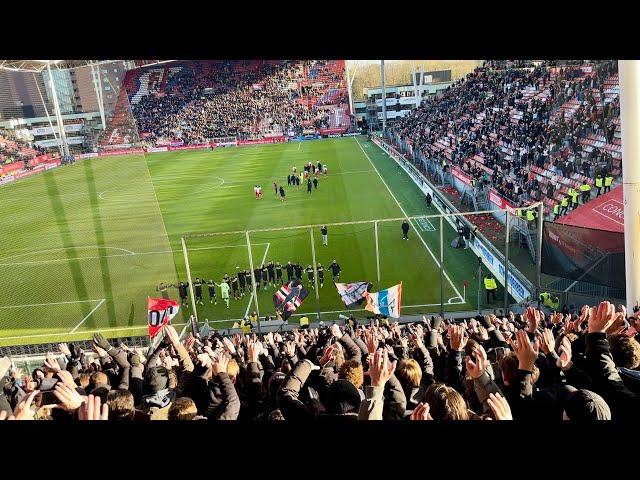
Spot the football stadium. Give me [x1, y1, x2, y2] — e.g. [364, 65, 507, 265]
[0, 58, 638, 422]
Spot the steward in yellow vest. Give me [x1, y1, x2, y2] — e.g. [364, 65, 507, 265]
[579, 181, 591, 204]
[595, 175, 603, 196]
[553, 203, 561, 221]
[604, 174, 613, 193]
[568, 188, 579, 208]
[484, 273, 498, 303]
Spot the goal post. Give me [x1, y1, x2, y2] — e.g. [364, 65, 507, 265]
[181, 236, 199, 319]
[180, 206, 539, 326]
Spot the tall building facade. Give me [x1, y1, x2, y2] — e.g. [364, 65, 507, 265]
[0, 70, 51, 120]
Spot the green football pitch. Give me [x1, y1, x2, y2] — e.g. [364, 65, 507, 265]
[0, 136, 509, 346]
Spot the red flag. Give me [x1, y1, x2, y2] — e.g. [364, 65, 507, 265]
[147, 297, 179, 338]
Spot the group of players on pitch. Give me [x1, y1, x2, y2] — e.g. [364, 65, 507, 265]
[157, 259, 341, 309]
[258, 161, 328, 202]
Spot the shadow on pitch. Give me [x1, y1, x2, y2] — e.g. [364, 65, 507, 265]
[83, 159, 117, 328]
[42, 169, 93, 327]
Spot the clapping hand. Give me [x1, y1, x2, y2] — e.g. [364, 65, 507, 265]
[78, 394, 108, 421]
[588, 301, 617, 333]
[367, 348, 397, 388]
[507, 330, 539, 372]
[465, 344, 489, 379]
[222, 336, 236, 355]
[487, 393, 512, 420]
[556, 336, 572, 370]
[447, 324, 468, 351]
[364, 330, 378, 355]
[536, 328, 555, 355]
[211, 351, 231, 376]
[57, 343, 71, 357]
[524, 306, 542, 333]
[44, 352, 60, 372]
[410, 402, 433, 420]
[319, 344, 336, 366]
[330, 323, 343, 339]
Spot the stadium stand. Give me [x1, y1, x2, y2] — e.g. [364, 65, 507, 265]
[2, 60, 637, 423]
[1, 302, 639, 421]
[0, 130, 38, 165]
[390, 60, 620, 219]
[97, 60, 351, 147]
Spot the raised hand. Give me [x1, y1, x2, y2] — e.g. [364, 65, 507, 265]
[487, 392, 512, 420]
[164, 325, 181, 348]
[550, 312, 564, 325]
[588, 301, 617, 333]
[57, 370, 77, 388]
[274, 332, 283, 344]
[211, 351, 231, 376]
[78, 394, 108, 421]
[92, 332, 112, 352]
[284, 341, 296, 358]
[44, 352, 61, 372]
[411, 332, 425, 350]
[524, 307, 542, 333]
[264, 332, 274, 346]
[53, 383, 84, 411]
[57, 343, 71, 356]
[183, 335, 196, 352]
[92, 343, 108, 358]
[364, 330, 378, 355]
[448, 324, 468, 351]
[465, 344, 489, 379]
[197, 353, 212, 369]
[477, 325, 490, 341]
[556, 336, 572, 370]
[410, 402, 433, 420]
[507, 330, 539, 372]
[10, 390, 40, 420]
[319, 344, 336, 366]
[222, 337, 236, 355]
[247, 338, 263, 363]
[536, 328, 555, 355]
[367, 348, 397, 388]
[330, 323, 343, 339]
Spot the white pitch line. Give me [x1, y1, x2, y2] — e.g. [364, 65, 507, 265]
[0, 322, 189, 341]
[243, 242, 271, 319]
[0, 299, 106, 309]
[69, 299, 106, 333]
[0, 243, 270, 268]
[354, 137, 465, 303]
[0, 245, 135, 262]
[297, 142, 302, 151]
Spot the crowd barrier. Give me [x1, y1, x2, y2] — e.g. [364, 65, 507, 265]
[373, 136, 534, 303]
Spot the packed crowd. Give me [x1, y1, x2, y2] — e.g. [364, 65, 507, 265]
[1, 300, 639, 421]
[391, 60, 620, 212]
[0, 131, 38, 166]
[127, 60, 350, 145]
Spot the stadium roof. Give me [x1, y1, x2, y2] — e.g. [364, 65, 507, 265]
[0, 60, 174, 72]
[0, 60, 116, 72]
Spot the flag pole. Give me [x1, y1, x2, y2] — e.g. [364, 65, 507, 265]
[374, 221, 381, 291]
[245, 231, 261, 333]
[181, 236, 198, 320]
[439, 216, 444, 318]
[310, 227, 321, 321]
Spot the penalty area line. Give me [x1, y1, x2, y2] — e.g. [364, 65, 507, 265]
[70, 299, 106, 333]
